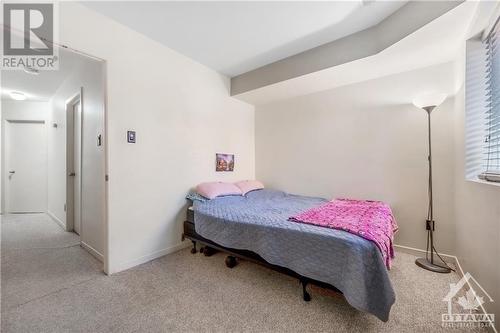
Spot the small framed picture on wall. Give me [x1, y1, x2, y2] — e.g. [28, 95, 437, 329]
[216, 153, 234, 172]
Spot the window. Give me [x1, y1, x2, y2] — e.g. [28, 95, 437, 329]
[466, 17, 500, 183]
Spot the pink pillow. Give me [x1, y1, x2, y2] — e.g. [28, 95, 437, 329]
[235, 180, 265, 195]
[196, 182, 242, 199]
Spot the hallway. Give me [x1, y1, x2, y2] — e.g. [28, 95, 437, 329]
[1, 214, 103, 311]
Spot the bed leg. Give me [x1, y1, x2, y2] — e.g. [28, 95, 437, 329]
[190, 241, 197, 254]
[301, 279, 311, 302]
[225, 256, 237, 268]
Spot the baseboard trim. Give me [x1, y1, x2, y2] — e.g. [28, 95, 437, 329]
[395, 244, 497, 332]
[47, 211, 66, 231]
[452, 254, 497, 333]
[81, 241, 104, 262]
[109, 241, 190, 274]
[394, 244, 458, 267]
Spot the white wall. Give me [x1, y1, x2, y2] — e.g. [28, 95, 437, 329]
[48, 59, 105, 259]
[1, 100, 49, 214]
[448, 5, 500, 325]
[59, 3, 255, 273]
[255, 62, 458, 253]
[453, 84, 500, 325]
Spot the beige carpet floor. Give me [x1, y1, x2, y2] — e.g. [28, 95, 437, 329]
[1, 214, 487, 332]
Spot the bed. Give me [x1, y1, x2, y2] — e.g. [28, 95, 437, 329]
[182, 188, 395, 321]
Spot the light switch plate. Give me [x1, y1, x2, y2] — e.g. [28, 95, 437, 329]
[127, 131, 136, 143]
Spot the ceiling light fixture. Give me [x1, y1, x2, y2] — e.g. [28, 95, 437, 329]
[23, 66, 40, 75]
[9, 91, 27, 101]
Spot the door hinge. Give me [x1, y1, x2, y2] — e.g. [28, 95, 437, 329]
[64, 203, 67, 212]
[105, 174, 109, 182]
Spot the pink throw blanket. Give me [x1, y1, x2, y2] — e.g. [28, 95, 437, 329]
[289, 199, 398, 269]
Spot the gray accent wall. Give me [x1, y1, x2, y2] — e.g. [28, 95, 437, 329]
[231, 1, 463, 95]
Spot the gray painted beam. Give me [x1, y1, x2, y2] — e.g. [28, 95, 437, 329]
[231, 1, 463, 96]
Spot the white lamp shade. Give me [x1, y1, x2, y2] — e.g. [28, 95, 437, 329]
[412, 92, 447, 109]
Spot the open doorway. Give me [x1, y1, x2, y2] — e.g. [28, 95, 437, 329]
[66, 93, 83, 236]
[1, 45, 107, 272]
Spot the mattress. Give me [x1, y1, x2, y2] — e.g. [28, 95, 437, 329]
[192, 189, 395, 321]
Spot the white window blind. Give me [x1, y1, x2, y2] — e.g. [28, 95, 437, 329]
[466, 17, 500, 182]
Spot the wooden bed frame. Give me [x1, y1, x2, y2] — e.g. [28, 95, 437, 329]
[182, 205, 342, 302]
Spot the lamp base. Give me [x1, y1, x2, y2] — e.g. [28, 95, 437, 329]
[415, 258, 451, 273]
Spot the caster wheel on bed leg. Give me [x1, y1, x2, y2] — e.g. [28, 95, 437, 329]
[190, 241, 197, 254]
[225, 256, 237, 268]
[204, 246, 215, 257]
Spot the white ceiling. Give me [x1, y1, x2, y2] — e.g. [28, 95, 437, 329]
[234, 1, 479, 106]
[82, 1, 406, 77]
[1, 47, 93, 101]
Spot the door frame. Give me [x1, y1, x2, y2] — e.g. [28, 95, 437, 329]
[1, 43, 109, 274]
[65, 89, 83, 233]
[58, 44, 110, 275]
[3, 119, 47, 213]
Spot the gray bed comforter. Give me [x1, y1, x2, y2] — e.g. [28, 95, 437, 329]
[192, 189, 395, 321]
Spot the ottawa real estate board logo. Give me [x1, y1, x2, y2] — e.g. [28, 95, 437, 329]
[442, 272, 495, 330]
[2, 2, 59, 70]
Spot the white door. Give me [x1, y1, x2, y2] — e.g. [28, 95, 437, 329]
[72, 102, 82, 235]
[5, 120, 47, 213]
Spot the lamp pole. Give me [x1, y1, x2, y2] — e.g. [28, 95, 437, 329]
[415, 105, 451, 273]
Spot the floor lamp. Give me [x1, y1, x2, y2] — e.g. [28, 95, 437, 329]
[413, 92, 451, 274]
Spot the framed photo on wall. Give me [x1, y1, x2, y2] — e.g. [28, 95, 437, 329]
[216, 153, 234, 172]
